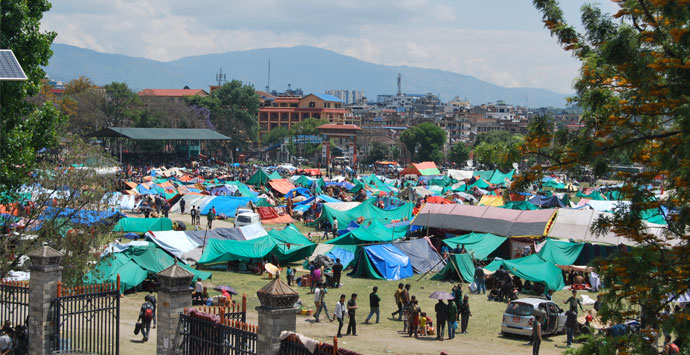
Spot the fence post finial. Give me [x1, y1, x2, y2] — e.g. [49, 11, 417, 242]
[242, 293, 247, 312]
[56, 281, 62, 297]
[116, 274, 121, 291]
[333, 335, 338, 355]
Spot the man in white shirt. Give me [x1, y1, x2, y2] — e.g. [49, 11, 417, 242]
[313, 282, 331, 322]
[333, 294, 346, 338]
[0, 329, 13, 355]
[331, 217, 339, 239]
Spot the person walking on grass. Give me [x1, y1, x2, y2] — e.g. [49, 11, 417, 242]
[401, 284, 411, 331]
[346, 293, 358, 336]
[147, 292, 157, 329]
[407, 300, 420, 338]
[565, 309, 577, 348]
[313, 282, 332, 322]
[392, 283, 404, 321]
[190, 205, 196, 226]
[334, 294, 346, 338]
[533, 314, 543, 355]
[447, 299, 458, 340]
[459, 295, 471, 334]
[180, 198, 186, 214]
[207, 206, 216, 229]
[565, 290, 584, 314]
[331, 217, 338, 239]
[435, 299, 447, 341]
[364, 286, 381, 324]
[332, 259, 343, 288]
[137, 296, 155, 342]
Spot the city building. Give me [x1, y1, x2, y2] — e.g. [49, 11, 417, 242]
[317, 123, 361, 165]
[325, 89, 365, 105]
[138, 88, 209, 102]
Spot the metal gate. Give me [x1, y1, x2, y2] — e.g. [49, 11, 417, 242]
[0, 280, 29, 330]
[53, 280, 120, 355]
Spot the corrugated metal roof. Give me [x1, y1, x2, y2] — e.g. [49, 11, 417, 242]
[89, 127, 230, 140]
[138, 89, 208, 97]
[311, 93, 344, 102]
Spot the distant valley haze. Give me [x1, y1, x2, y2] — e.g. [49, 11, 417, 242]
[46, 43, 570, 108]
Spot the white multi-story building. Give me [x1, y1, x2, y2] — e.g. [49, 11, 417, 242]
[325, 89, 364, 105]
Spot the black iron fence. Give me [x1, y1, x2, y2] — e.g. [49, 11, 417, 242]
[53, 280, 120, 355]
[178, 308, 257, 355]
[0, 280, 29, 331]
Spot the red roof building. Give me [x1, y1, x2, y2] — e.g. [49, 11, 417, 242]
[138, 89, 209, 98]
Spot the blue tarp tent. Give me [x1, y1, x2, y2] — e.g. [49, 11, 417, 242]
[528, 195, 565, 208]
[349, 244, 413, 280]
[325, 247, 356, 269]
[200, 196, 256, 218]
[39, 207, 125, 226]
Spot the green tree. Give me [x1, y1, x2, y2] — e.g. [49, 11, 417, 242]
[399, 122, 447, 163]
[366, 141, 389, 164]
[0, 0, 63, 191]
[188, 80, 259, 161]
[519, 1, 690, 353]
[472, 131, 522, 171]
[448, 142, 471, 166]
[290, 118, 328, 136]
[262, 126, 290, 145]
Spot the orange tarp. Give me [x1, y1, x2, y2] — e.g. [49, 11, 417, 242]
[268, 179, 296, 195]
[124, 182, 138, 190]
[425, 196, 453, 204]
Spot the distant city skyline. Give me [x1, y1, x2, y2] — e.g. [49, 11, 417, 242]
[42, 1, 618, 94]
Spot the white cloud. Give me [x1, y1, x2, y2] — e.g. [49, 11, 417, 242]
[41, 0, 586, 93]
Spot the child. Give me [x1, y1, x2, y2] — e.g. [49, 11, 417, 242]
[286, 266, 295, 286]
[419, 312, 428, 336]
[425, 314, 435, 336]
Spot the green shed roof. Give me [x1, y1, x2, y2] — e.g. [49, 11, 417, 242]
[89, 127, 230, 140]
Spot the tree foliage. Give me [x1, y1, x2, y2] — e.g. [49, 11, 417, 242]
[365, 141, 389, 164]
[521, 1, 690, 352]
[472, 131, 522, 171]
[0, 0, 63, 191]
[290, 118, 328, 136]
[262, 126, 290, 145]
[448, 142, 471, 166]
[400, 122, 447, 163]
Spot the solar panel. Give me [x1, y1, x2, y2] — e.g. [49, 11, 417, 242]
[0, 50, 27, 81]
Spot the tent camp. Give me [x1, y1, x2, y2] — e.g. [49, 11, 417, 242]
[537, 239, 584, 265]
[112, 217, 173, 233]
[394, 237, 444, 274]
[401, 162, 441, 176]
[485, 254, 565, 291]
[198, 224, 316, 264]
[443, 232, 508, 260]
[529, 195, 565, 208]
[430, 253, 475, 282]
[326, 220, 406, 245]
[247, 170, 272, 186]
[501, 201, 538, 210]
[200, 196, 255, 217]
[268, 179, 296, 195]
[488, 169, 514, 185]
[412, 204, 556, 237]
[317, 198, 413, 227]
[446, 169, 474, 181]
[84, 242, 211, 293]
[349, 244, 413, 280]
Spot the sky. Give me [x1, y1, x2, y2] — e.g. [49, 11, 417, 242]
[42, 0, 619, 94]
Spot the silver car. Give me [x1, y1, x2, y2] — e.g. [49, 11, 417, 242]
[501, 298, 566, 337]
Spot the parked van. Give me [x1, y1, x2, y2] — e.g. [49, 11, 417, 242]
[235, 212, 260, 227]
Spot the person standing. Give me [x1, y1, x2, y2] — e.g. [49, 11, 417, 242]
[180, 198, 186, 214]
[334, 294, 346, 338]
[364, 286, 381, 324]
[447, 299, 458, 340]
[392, 283, 404, 321]
[401, 284, 411, 330]
[332, 259, 343, 288]
[459, 295, 471, 334]
[195, 206, 201, 228]
[137, 296, 154, 342]
[474, 265, 486, 294]
[0, 329, 12, 355]
[407, 300, 420, 338]
[147, 292, 157, 329]
[346, 293, 358, 336]
[435, 299, 447, 341]
[532, 314, 543, 355]
[313, 283, 332, 322]
[564, 290, 584, 314]
[190, 205, 196, 226]
[207, 206, 215, 229]
[565, 310, 577, 348]
[331, 217, 339, 239]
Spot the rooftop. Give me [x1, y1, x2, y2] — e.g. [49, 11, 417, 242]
[138, 89, 209, 97]
[317, 124, 362, 130]
[88, 127, 231, 140]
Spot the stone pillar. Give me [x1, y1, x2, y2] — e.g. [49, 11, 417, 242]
[27, 246, 63, 355]
[155, 264, 194, 355]
[255, 278, 299, 355]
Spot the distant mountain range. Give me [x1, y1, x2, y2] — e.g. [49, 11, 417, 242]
[45, 43, 569, 107]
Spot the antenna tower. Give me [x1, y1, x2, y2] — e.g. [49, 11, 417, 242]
[397, 73, 402, 96]
[266, 57, 271, 93]
[216, 68, 227, 86]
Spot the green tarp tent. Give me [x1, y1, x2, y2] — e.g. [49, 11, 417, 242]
[361, 175, 393, 192]
[428, 176, 456, 187]
[485, 254, 565, 291]
[576, 191, 607, 200]
[293, 175, 313, 187]
[501, 201, 538, 210]
[268, 171, 282, 180]
[225, 181, 255, 197]
[537, 239, 584, 265]
[488, 170, 514, 185]
[84, 242, 211, 293]
[452, 178, 490, 192]
[474, 170, 495, 181]
[247, 170, 270, 186]
[430, 253, 475, 282]
[326, 220, 406, 245]
[543, 180, 567, 190]
[443, 232, 507, 260]
[112, 217, 173, 233]
[316, 198, 413, 227]
[198, 224, 316, 264]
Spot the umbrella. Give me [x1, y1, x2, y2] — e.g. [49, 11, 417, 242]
[123, 232, 139, 240]
[429, 291, 455, 300]
[173, 220, 186, 231]
[213, 285, 238, 295]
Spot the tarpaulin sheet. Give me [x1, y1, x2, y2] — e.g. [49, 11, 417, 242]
[112, 217, 173, 233]
[478, 195, 504, 206]
[170, 195, 214, 213]
[293, 175, 314, 187]
[537, 239, 584, 265]
[399, 163, 432, 177]
[488, 169, 514, 185]
[268, 179, 296, 195]
[146, 231, 201, 260]
[485, 254, 565, 291]
[501, 201, 538, 210]
[394, 237, 444, 274]
[529, 195, 565, 208]
[317, 198, 413, 227]
[430, 253, 475, 282]
[361, 175, 393, 193]
[268, 171, 282, 180]
[443, 232, 507, 260]
[200, 195, 255, 217]
[474, 170, 495, 181]
[363, 244, 413, 280]
[39, 207, 124, 226]
[247, 170, 271, 186]
[185, 228, 247, 243]
[261, 207, 294, 224]
[326, 247, 356, 269]
[257, 206, 279, 220]
[326, 220, 406, 245]
[411, 204, 555, 237]
[446, 169, 474, 181]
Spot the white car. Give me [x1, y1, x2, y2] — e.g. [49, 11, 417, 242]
[501, 298, 566, 337]
[235, 212, 260, 227]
